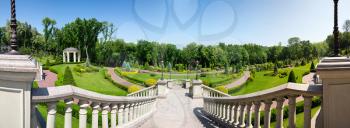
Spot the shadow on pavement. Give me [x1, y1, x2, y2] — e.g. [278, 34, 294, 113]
[193, 107, 219, 128]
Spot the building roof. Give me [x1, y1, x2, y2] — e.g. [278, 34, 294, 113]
[63, 47, 79, 52]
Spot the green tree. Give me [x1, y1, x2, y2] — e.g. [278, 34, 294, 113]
[63, 67, 76, 86]
[42, 17, 57, 53]
[310, 61, 316, 72]
[288, 70, 297, 83]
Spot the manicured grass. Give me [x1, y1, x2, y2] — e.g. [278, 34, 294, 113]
[270, 106, 320, 128]
[50, 64, 127, 96]
[229, 64, 311, 96]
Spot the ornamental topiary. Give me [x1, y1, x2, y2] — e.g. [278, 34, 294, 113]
[128, 85, 141, 93]
[310, 61, 316, 72]
[215, 86, 228, 94]
[63, 67, 76, 86]
[145, 78, 157, 87]
[288, 70, 297, 83]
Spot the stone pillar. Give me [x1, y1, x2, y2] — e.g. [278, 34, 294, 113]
[316, 57, 350, 128]
[47, 102, 57, 128]
[303, 96, 313, 128]
[78, 52, 81, 62]
[101, 103, 110, 128]
[253, 102, 261, 128]
[79, 100, 89, 128]
[245, 102, 253, 128]
[264, 100, 272, 128]
[276, 97, 285, 128]
[157, 80, 169, 98]
[288, 95, 297, 128]
[110, 104, 118, 128]
[91, 103, 100, 128]
[64, 99, 74, 128]
[73, 52, 77, 62]
[185, 79, 191, 88]
[63, 52, 66, 62]
[0, 55, 38, 128]
[190, 80, 203, 98]
[67, 52, 70, 63]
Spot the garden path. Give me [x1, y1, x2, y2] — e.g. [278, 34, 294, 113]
[107, 67, 143, 88]
[302, 72, 315, 84]
[224, 71, 250, 89]
[141, 85, 219, 128]
[139, 70, 224, 76]
[38, 70, 57, 88]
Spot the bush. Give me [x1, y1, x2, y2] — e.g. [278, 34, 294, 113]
[200, 73, 207, 77]
[301, 60, 306, 66]
[62, 67, 76, 86]
[102, 69, 128, 91]
[145, 79, 157, 87]
[288, 70, 297, 83]
[128, 85, 141, 93]
[32, 81, 39, 88]
[310, 61, 316, 72]
[215, 86, 228, 94]
[150, 73, 157, 77]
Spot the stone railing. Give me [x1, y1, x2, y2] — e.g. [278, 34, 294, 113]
[127, 85, 157, 97]
[202, 85, 231, 97]
[31, 85, 157, 128]
[203, 83, 322, 128]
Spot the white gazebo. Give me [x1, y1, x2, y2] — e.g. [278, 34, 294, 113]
[63, 47, 81, 63]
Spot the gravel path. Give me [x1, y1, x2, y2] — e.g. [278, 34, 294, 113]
[107, 67, 142, 88]
[302, 73, 315, 84]
[225, 71, 250, 89]
[38, 70, 57, 88]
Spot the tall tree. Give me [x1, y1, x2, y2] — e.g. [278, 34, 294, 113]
[42, 17, 57, 52]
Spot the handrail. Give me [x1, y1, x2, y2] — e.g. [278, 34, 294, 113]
[201, 84, 231, 97]
[32, 85, 156, 103]
[127, 85, 157, 97]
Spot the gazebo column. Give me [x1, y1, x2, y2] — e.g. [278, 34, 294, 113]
[67, 52, 70, 63]
[73, 52, 77, 63]
[63, 52, 66, 62]
[78, 52, 81, 62]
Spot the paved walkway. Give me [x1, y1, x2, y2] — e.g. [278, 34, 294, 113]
[225, 71, 250, 89]
[302, 72, 315, 84]
[38, 70, 57, 88]
[107, 67, 140, 88]
[141, 85, 219, 128]
[139, 70, 224, 76]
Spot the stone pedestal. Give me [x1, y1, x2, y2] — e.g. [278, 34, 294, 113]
[0, 54, 39, 128]
[317, 57, 350, 128]
[190, 80, 203, 98]
[183, 79, 190, 89]
[157, 80, 169, 98]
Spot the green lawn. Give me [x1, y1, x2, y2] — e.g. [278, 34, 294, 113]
[50, 64, 127, 96]
[229, 64, 311, 96]
[270, 106, 320, 128]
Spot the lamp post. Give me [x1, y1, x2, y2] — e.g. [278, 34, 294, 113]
[195, 60, 199, 80]
[168, 62, 172, 80]
[7, 0, 19, 55]
[333, 0, 340, 56]
[161, 60, 164, 80]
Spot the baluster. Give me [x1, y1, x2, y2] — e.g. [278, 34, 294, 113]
[264, 100, 272, 128]
[101, 103, 110, 128]
[276, 97, 285, 128]
[245, 102, 253, 128]
[64, 99, 74, 128]
[79, 100, 89, 128]
[118, 104, 125, 126]
[239, 103, 246, 127]
[47, 102, 57, 128]
[138, 102, 142, 117]
[217, 103, 222, 118]
[129, 103, 135, 122]
[253, 101, 261, 128]
[124, 103, 130, 124]
[230, 103, 235, 124]
[110, 104, 118, 128]
[222, 103, 226, 120]
[133, 102, 138, 120]
[91, 103, 100, 128]
[288, 95, 297, 128]
[303, 96, 313, 128]
[233, 103, 239, 126]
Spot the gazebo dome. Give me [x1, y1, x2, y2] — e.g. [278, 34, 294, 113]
[63, 47, 79, 52]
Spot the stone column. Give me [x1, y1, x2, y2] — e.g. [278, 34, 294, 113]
[67, 52, 70, 63]
[276, 97, 285, 128]
[288, 95, 297, 128]
[110, 104, 118, 128]
[101, 103, 110, 128]
[191, 80, 203, 98]
[253, 102, 261, 128]
[0, 54, 38, 128]
[73, 52, 77, 63]
[47, 102, 57, 128]
[245, 102, 253, 128]
[79, 100, 89, 128]
[64, 99, 74, 128]
[303, 96, 313, 128]
[91, 103, 100, 128]
[264, 100, 272, 128]
[118, 104, 125, 126]
[157, 80, 169, 98]
[238, 103, 246, 127]
[63, 52, 66, 62]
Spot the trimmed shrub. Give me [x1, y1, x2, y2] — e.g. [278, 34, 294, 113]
[145, 79, 157, 87]
[200, 73, 207, 77]
[288, 70, 297, 83]
[62, 67, 76, 86]
[215, 86, 228, 94]
[128, 85, 141, 93]
[32, 81, 39, 88]
[301, 60, 306, 66]
[150, 73, 157, 77]
[273, 64, 278, 76]
[310, 61, 316, 72]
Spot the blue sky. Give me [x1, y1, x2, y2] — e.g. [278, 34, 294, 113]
[0, 0, 349, 48]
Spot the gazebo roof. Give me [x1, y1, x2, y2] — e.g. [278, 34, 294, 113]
[63, 47, 79, 52]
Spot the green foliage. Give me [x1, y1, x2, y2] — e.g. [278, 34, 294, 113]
[102, 69, 128, 91]
[62, 67, 76, 86]
[288, 70, 297, 83]
[273, 64, 278, 76]
[310, 61, 316, 72]
[128, 85, 141, 93]
[32, 81, 39, 88]
[214, 86, 228, 94]
[145, 78, 157, 87]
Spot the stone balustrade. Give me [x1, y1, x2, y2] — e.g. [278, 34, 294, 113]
[202, 83, 322, 128]
[31, 85, 157, 128]
[202, 85, 231, 97]
[127, 85, 157, 97]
